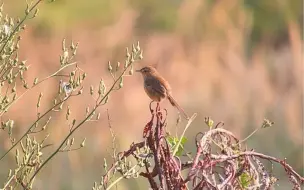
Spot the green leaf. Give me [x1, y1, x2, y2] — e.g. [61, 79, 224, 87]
[239, 172, 251, 188]
[166, 136, 188, 157]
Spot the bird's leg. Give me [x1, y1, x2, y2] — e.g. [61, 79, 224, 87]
[156, 102, 160, 112]
[149, 101, 155, 114]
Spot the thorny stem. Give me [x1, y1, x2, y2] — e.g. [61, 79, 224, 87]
[183, 127, 304, 189]
[141, 104, 188, 189]
[212, 151, 304, 184]
[27, 55, 139, 186]
[100, 108, 304, 189]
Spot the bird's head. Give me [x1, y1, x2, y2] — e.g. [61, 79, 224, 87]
[136, 66, 157, 77]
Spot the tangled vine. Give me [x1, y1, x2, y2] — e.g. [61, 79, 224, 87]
[98, 103, 303, 190]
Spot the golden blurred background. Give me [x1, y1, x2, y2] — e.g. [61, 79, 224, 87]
[0, 0, 303, 189]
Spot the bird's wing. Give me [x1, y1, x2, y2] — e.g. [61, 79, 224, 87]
[144, 77, 167, 96]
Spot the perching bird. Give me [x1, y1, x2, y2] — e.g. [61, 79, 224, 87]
[136, 66, 189, 119]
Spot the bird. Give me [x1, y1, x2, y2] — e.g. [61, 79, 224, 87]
[136, 66, 189, 119]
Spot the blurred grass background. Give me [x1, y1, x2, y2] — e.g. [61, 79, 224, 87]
[0, 0, 303, 189]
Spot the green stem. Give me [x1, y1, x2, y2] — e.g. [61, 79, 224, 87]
[28, 60, 135, 185]
[0, 0, 43, 54]
[2, 168, 20, 189]
[2, 143, 38, 189]
[0, 62, 77, 117]
[34, 62, 77, 86]
[106, 164, 138, 190]
[0, 97, 69, 160]
[172, 113, 197, 157]
[236, 127, 261, 145]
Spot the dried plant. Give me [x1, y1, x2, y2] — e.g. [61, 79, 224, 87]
[95, 103, 303, 190]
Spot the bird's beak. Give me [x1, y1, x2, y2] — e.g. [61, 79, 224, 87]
[135, 69, 141, 72]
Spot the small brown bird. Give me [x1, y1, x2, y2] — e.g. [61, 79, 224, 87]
[136, 66, 189, 119]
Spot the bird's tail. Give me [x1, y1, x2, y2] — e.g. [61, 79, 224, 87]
[167, 94, 189, 120]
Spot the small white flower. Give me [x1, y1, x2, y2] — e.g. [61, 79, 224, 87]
[61, 81, 72, 96]
[62, 50, 69, 63]
[2, 24, 11, 35]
